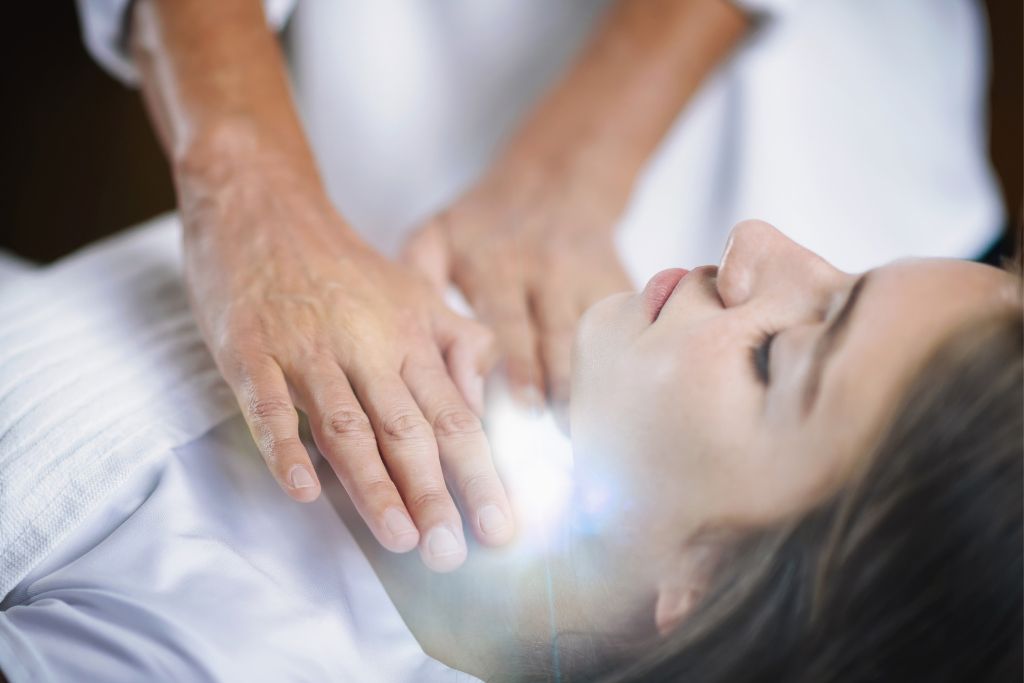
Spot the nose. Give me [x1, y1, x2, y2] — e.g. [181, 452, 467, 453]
[716, 220, 840, 308]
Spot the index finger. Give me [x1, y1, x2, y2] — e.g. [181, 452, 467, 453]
[230, 355, 321, 503]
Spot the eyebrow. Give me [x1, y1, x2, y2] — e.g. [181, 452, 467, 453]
[801, 273, 871, 416]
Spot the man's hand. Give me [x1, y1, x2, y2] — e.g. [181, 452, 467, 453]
[402, 0, 750, 421]
[129, 0, 747, 573]
[180, 163, 514, 572]
[403, 158, 633, 419]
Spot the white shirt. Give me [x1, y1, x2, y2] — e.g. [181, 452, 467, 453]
[76, 0, 1003, 276]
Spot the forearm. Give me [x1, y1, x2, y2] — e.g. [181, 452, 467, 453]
[507, 0, 749, 193]
[130, 0, 324, 206]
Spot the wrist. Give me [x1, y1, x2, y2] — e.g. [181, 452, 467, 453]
[172, 116, 322, 193]
[172, 121, 362, 246]
[497, 135, 638, 230]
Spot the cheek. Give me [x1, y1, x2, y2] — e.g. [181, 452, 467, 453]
[571, 294, 640, 428]
[629, 325, 759, 435]
[712, 434, 844, 525]
[574, 329, 750, 492]
[574, 293, 638, 357]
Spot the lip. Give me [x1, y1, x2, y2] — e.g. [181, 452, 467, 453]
[642, 268, 690, 322]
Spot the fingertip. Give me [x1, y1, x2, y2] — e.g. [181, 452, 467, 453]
[285, 465, 322, 503]
[381, 507, 421, 553]
[386, 534, 421, 554]
[475, 503, 516, 546]
[420, 525, 468, 573]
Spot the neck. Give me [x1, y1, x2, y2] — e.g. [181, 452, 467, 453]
[323, 474, 650, 680]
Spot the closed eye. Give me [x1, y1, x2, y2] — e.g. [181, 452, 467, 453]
[752, 331, 777, 385]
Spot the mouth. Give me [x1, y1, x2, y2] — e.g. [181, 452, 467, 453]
[642, 268, 690, 322]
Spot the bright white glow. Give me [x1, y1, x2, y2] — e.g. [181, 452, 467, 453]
[486, 395, 574, 553]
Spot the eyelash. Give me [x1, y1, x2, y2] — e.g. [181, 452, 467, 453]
[751, 330, 777, 385]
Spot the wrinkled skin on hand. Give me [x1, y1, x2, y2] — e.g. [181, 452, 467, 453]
[179, 166, 514, 573]
[403, 159, 633, 423]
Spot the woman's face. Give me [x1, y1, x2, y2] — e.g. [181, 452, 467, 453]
[570, 220, 1017, 580]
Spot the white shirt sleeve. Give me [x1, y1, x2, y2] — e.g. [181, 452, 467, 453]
[74, 0, 298, 85]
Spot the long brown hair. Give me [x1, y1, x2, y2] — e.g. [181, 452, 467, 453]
[598, 307, 1023, 682]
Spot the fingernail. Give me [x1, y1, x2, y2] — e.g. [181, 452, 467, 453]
[426, 526, 463, 559]
[289, 466, 316, 489]
[478, 504, 509, 536]
[384, 507, 418, 539]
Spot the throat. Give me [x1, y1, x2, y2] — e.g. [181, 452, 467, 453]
[322, 471, 613, 679]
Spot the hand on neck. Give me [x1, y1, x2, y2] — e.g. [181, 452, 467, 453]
[321, 464, 655, 680]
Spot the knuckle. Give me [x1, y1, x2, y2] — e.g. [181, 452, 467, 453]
[432, 407, 482, 439]
[356, 477, 399, 504]
[323, 409, 375, 441]
[218, 316, 257, 347]
[248, 396, 295, 421]
[456, 469, 498, 501]
[408, 488, 452, 513]
[226, 318, 261, 346]
[381, 411, 432, 441]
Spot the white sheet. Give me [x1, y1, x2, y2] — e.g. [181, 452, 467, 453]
[0, 215, 238, 599]
[0, 216, 476, 681]
[0, 416, 473, 682]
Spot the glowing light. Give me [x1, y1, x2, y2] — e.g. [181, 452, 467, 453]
[486, 395, 574, 552]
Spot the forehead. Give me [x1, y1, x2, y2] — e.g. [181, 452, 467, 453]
[812, 259, 1015, 453]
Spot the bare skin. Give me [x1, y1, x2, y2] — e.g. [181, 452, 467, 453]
[131, 0, 511, 572]
[404, 0, 749, 417]
[129, 0, 748, 570]
[341, 223, 1020, 679]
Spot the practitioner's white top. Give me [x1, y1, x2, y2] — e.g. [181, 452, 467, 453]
[76, 0, 1002, 274]
[0, 217, 477, 682]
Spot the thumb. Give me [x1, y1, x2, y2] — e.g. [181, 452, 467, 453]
[401, 221, 450, 295]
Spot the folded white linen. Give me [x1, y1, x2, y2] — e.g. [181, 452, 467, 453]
[0, 214, 239, 598]
[0, 414, 475, 682]
[0, 215, 479, 682]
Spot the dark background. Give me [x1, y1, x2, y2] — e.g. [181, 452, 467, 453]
[1, 2, 1020, 264]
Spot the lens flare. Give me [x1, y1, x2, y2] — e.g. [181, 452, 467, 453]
[487, 396, 574, 550]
